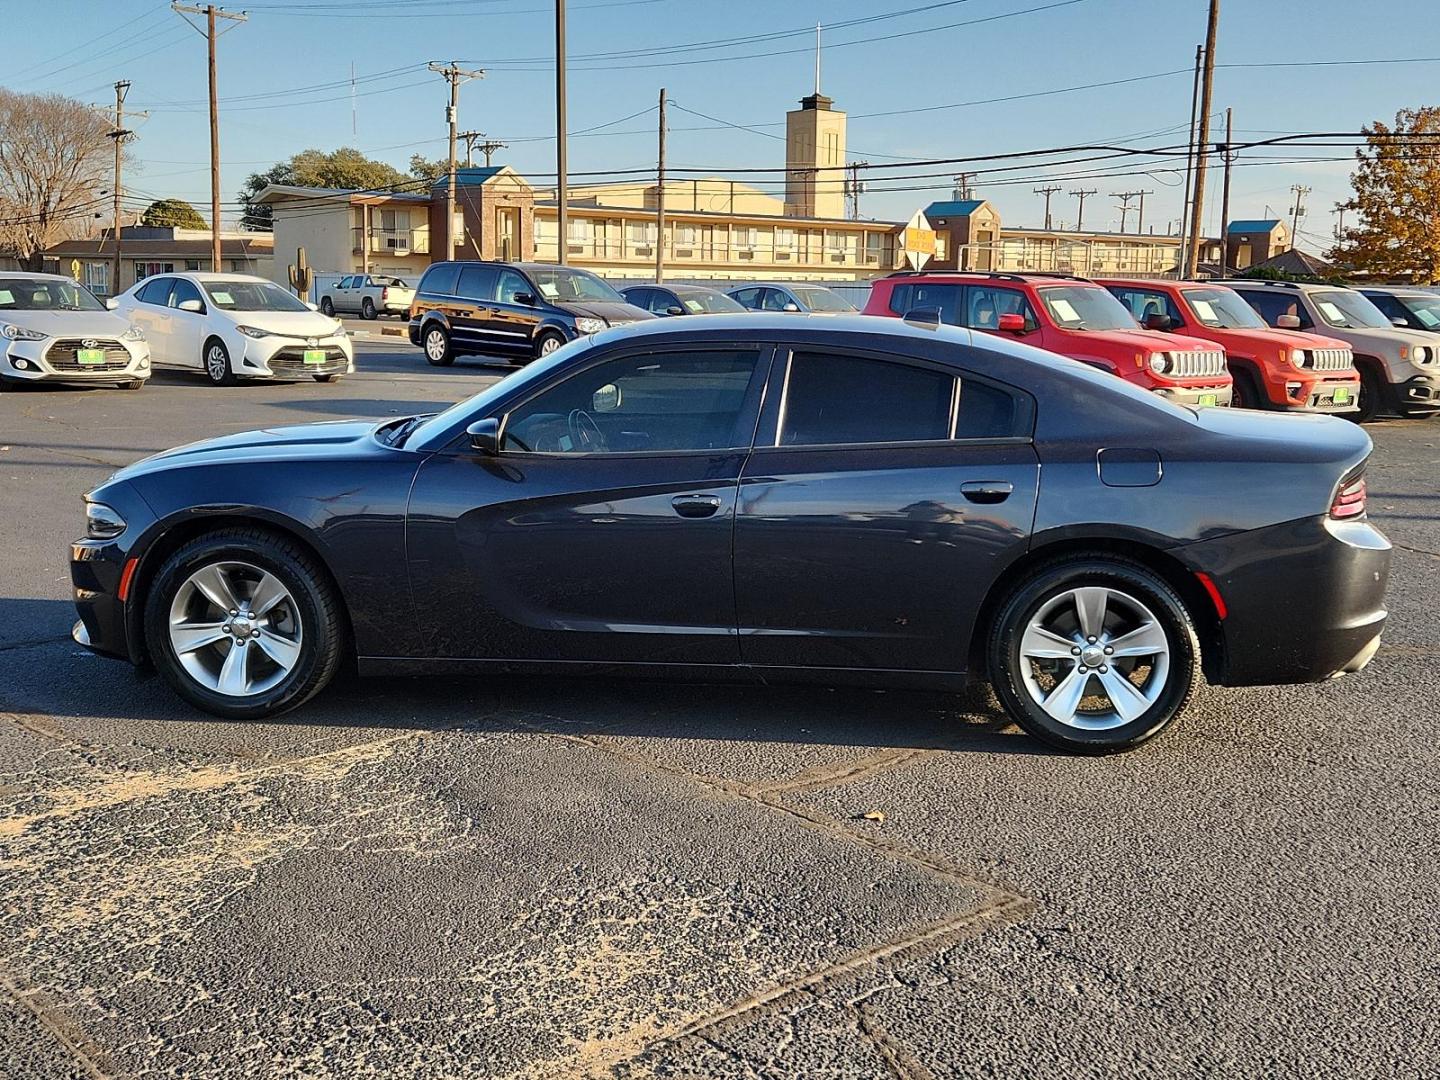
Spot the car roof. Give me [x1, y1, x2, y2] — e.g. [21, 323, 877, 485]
[0, 271, 77, 282]
[588, 312, 959, 347]
[1219, 279, 1347, 293]
[1359, 286, 1431, 297]
[725, 282, 837, 291]
[167, 272, 270, 284]
[881, 272, 1102, 288]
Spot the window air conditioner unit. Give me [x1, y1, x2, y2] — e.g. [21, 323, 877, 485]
[633, 245, 653, 256]
[567, 244, 584, 254]
[775, 251, 791, 260]
[828, 253, 845, 262]
[738, 249, 755, 260]
[675, 248, 694, 258]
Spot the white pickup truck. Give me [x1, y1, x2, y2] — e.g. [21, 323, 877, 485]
[317, 274, 415, 320]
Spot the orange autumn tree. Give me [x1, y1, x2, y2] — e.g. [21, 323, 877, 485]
[1331, 106, 1440, 283]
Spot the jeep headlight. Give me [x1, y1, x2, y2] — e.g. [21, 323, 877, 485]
[1148, 351, 1172, 374]
[1291, 348, 1307, 367]
[1415, 345, 1430, 364]
[85, 500, 127, 540]
[122, 324, 145, 341]
[236, 325, 272, 339]
[574, 317, 606, 334]
[1, 323, 45, 341]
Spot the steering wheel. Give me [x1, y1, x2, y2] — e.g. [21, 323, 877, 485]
[567, 409, 604, 452]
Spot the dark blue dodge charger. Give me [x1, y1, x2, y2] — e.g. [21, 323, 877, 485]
[71, 314, 1390, 753]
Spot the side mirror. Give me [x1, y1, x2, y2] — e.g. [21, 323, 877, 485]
[782, 302, 801, 313]
[177, 298, 203, 313]
[665, 305, 684, 317]
[1142, 312, 1174, 331]
[105, 297, 118, 310]
[1276, 313, 1301, 329]
[466, 417, 500, 454]
[997, 312, 1027, 333]
[1391, 316, 1409, 328]
[306, 301, 319, 312]
[592, 383, 623, 412]
[514, 292, 536, 306]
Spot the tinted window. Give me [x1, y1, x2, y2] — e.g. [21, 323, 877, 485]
[456, 264, 498, 302]
[622, 287, 654, 310]
[955, 378, 1025, 439]
[1365, 292, 1407, 322]
[338, 276, 354, 289]
[1235, 289, 1310, 329]
[731, 288, 760, 309]
[888, 282, 964, 324]
[760, 288, 792, 311]
[170, 279, 205, 310]
[137, 277, 172, 305]
[495, 269, 530, 305]
[650, 290, 681, 314]
[781, 353, 954, 446]
[967, 286, 1037, 331]
[421, 263, 460, 296]
[1108, 286, 1184, 327]
[503, 349, 761, 454]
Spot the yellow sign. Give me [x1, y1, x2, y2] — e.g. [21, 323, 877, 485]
[69, 259, 82, 281]
[902, 227, 937, 256]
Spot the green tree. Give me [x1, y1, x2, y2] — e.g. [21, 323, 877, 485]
[238, 147, 409, 230]
[1330, 106, 1440, 283]
[409, 153, 446, 180]
[140, 198, 207, 229]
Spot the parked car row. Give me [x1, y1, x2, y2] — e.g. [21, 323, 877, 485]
[0, 271, 354, 391]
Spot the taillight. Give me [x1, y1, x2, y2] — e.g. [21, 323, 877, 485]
[1330, 475, 1367, 519]
[381, 286, 390, 301]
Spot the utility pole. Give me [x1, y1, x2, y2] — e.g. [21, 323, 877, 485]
[173, 3, 247, 272]
[1333, 203, 1347, 242]
[1186, 0, 1220, 278]
[107, 81, 132, 296]
[1069, 188, 1097, 232]
[952, 173, 975, 200]
[1179, 43, 1203, 271]
[847, 161, 868, 220]
[1289, 185, 1311, 251]
[555, 0, 568, 264]
[655, 87, 666, 283]
[1112, 190, 1151, 234]
[1033, 185, 1062, 230]
[1219, 107, 1234, 273]
[428, 62, 486, 262]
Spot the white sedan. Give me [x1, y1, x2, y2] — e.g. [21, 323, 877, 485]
[110, 272, 353, 386]
[0, 272, 150, 390]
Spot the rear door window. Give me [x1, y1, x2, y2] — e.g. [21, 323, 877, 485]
[965, 286, 1037, 331]
[760, 288, 792, 311]
[136, 277, 173, 305]
[1235, 289, 1311, 329]
[456, 264, 498, 302]
[779, 353, 954, 446]
[495, 269, 530, 305]
[420, 263, 460, 297]
[730, 288, 760, 309]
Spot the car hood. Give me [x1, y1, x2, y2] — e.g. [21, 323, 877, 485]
[0, 308, 135, 337]
[107, 418, 384, 485]
[1320, 324, 1434, 350]
[212, 309, 344, 336]
[1085, 327, 1220, 352]
[1189, 401, 1372, 467]
[554, 300, 654, 325]
[1207, 326, 1349, 352]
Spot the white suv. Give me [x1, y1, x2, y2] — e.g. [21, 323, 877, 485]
[0, 273, 150, 391]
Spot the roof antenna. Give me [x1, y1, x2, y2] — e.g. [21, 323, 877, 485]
[814, 22, 822, 96]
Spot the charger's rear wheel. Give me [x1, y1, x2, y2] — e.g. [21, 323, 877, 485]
[987, 557, 1200, 754]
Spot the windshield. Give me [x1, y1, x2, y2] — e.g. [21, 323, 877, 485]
[525, 267, 624, 303]
[1311, 290, 1391, 329]
[1398, 294, 1440, 329]
[0, 277, 105, 312]
[204, 280, 311, 313]
[1038, 286, 1138, 331]
[1180, 288, 1267, 329]
[681, 290, 745, 314]
[792, 286, 856, 313]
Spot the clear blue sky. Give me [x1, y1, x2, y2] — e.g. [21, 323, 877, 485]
[8, 0, 1439, 249]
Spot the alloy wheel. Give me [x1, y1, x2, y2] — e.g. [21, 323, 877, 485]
[167, 560, 303, 698]
[425, 329, 447, 362]
[206, 345, 229, 382]
[538, 335, 561, 356]
[1017, 586, 1170, 731]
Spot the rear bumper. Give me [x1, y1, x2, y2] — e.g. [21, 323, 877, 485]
[1174, 515, 1390, 686]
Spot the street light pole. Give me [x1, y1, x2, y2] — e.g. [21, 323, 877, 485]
[655, 87, 666, 284]
[555, 0, 568, 265]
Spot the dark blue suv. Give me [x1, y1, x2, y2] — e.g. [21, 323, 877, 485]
[408, 260, 652, 366]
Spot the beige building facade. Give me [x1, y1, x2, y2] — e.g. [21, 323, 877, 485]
[785, 92, 847, 220]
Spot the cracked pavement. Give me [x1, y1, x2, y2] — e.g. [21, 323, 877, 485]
[2, 345, 1438, 1078]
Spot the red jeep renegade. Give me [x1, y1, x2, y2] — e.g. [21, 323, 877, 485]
[1099, 278, 1360, 413]
[864, 272, 1233, 407]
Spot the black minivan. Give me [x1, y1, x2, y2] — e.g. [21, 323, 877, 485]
[408, 260, 653, 365]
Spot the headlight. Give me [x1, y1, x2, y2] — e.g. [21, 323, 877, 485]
[1415, 345, 1430, 364]
[85, 501, 127, 540]
[1, 323, 45, 341]
[122, 324, 145, 341]
[1291, 348, 1307, 367]
[236, 325, 272, 339]
[1148, 352, 1172, 375]
[574, 317, 606, 334]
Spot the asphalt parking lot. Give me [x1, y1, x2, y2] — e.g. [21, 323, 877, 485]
[2, 340, 1438, 1079]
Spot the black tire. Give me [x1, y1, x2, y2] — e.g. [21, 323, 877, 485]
[1229, 368, 1264, 410]
[319, 297, 334, 317]
[986, 556, 1201, 754]
[422, 323, 454, 366]
[533, 329, 566, 362]
[203, 337, 237, 386]
[360, 297, 376, 320]
[313, 373, 342, 383]
[143, 528, 346, 720]
[1351, 364, 1384, 423]
[119, 379, 146, 391]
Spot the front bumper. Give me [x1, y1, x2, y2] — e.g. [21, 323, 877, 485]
[239, 334, 354, 379]
[1153, 382, 1234, 408]
[1175, 515, 1390, 686]
[71, 536, 134, 662]
[1395, 373, 1440, 412]
[2, 335, 150, 385]
[1284, 374, 1362, 413]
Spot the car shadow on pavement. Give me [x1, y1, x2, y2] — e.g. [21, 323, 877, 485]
[2, 597, 1037, 755]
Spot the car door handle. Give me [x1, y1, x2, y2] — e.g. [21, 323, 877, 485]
[960, 481, 1013, 504]
[671, 493, 723, 518]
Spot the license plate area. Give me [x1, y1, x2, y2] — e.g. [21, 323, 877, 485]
[303, 349, 327, 365]
[77, 348, 106, 365]
[1198, 393, 1217, 407]
[1332, 387, 1351, 405]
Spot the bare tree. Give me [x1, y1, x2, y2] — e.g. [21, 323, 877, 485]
[0, 89, 113, 269]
